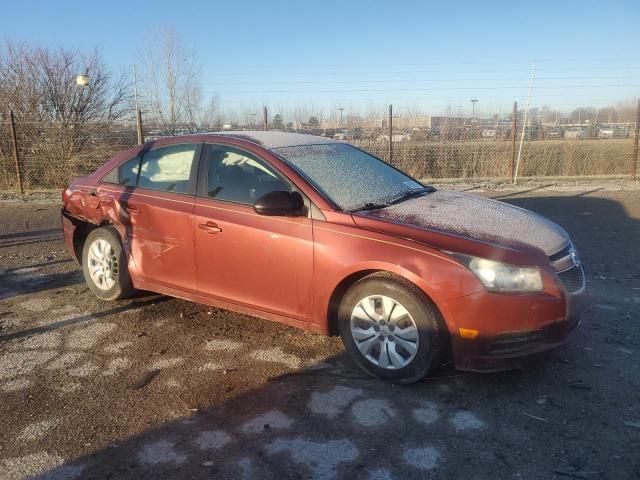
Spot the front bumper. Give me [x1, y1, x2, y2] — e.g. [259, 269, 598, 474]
[440, 286, 589, 372]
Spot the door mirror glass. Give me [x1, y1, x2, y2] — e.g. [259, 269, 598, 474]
[254, 191, 304, 216]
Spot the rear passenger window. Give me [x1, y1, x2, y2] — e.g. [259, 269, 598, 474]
[117, 156, 141, 186]
[138, 144, 197, 194]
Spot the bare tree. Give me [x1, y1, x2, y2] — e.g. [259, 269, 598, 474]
[0, 41, 134, 188]
[0, 41, 131, 123]
[139, 28, 203, 133]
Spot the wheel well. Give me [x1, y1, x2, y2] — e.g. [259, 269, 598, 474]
[71, 220, 112, 262]
[327, 270, 452, 362]
[327, 270, 392, 335]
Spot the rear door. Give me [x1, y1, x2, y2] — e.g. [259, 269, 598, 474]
[193, 143, 314, 321]
[116, 142, 202, 293]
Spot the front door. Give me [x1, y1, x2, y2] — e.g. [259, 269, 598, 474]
[193, 144, 314, 321]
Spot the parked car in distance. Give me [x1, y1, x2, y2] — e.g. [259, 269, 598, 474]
[545, 128, 564, 139]
[481, 129, 497, 138]
[598, 127, 628, 139]
[565, 128, 588, 139]
[62, 132, 587, 383]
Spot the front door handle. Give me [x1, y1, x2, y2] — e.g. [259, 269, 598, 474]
[198, 222, 222, 234]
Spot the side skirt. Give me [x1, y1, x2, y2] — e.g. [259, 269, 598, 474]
[133, 278, 327, 335]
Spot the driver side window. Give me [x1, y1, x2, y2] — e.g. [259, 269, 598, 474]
[205, 145, 291, 205]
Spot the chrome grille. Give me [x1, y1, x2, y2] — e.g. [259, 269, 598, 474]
[549, 244, 573, 263]
[557, 265, 585, 293]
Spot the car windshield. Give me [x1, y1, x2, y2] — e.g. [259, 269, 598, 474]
[272, 143, 426, 211]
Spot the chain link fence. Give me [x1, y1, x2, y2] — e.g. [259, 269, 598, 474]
[351, 126, 637, 181]
[1, 106, 638, 192]
[0, 120, 137, 191]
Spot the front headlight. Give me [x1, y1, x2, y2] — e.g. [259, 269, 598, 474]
[454, 255, 543, 293]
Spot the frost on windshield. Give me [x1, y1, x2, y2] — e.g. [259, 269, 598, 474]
[272, 144, 419, 211]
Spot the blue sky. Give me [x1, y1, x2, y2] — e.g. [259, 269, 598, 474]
[3, 0, 639, 115]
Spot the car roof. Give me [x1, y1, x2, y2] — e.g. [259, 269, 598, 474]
[204, 131, 339, 150]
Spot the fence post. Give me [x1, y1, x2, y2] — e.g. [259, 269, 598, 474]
[263, 106, 268, 131]
[388, 104, 393, 165]
[136, 108, 144, 145]
[633, 99, 639, 181]
[511, 101, 517, 183]
[9, 110, 24, 194]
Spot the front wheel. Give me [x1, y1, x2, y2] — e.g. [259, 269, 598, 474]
[338, 274, 446, 383]
[82, 227, 135, 301]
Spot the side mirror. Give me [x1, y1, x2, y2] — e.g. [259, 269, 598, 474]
[254, 191, 304, 216]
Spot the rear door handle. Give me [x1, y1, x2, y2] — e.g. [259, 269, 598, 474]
[198, 222, 222, 234]
[123, 205, 141, 215]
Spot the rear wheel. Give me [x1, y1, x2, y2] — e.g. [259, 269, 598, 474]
[82, 227, 135, 301]
[338, 274, 446, 383]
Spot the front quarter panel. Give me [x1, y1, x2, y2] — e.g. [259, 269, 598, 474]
[312, 212, 483, 333]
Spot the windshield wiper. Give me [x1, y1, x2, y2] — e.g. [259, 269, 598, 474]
[350, 202, 390, 212]
[349, 186, 435, 212]
[387, 186, 435, 205]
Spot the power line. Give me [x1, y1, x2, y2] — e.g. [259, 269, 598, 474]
[205, 84, 638, 94]
[198, 66, 640, 76]
[202, 76, 639, 86]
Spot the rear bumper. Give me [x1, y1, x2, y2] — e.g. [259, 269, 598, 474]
[441, 287, 589, 372]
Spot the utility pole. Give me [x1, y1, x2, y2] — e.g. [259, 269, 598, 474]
[511, 101, 517, 183]
[338, 107, 344, 128]
[133, 64, 143, 144]
[9, 110, 23, 194]
[388, 104, 393, 165]
[514, 61, 536, 184]
[470, 99, 478, 123]
[263, 106, 268, 131]
[633, 99, 639, 181]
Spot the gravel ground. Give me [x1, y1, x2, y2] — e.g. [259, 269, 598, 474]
[0, 184, 639, 479]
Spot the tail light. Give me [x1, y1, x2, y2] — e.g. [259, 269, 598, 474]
[62, 187, 73, 206]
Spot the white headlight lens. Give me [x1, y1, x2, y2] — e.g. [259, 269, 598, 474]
[468, 258, 543, 293]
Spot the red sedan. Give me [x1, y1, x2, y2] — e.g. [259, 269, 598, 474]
[62, 132, 587, 382]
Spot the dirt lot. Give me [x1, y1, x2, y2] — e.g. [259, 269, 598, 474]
[1, 184, 639, 479]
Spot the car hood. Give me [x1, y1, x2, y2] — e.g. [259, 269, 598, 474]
[353, 189, 569, 256]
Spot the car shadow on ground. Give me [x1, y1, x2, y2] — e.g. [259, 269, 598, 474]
[0, 296, 168, 345]
[34, 350, 564, 480]
[0, 228, 63, 249]
[495, 192, 639, 287]
[0, 267, 83, 301]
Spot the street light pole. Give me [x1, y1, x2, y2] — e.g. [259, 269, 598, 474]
[470, 99, 478, 123]
[338, 107, 344, 128]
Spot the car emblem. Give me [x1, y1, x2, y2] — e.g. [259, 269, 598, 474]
[570, 247, 580, 267]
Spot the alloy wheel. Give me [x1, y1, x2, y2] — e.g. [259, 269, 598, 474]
[350, 295, 419, 369]
[86, 238, 118, 290]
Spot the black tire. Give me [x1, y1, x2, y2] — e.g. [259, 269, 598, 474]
[338, 273, 446, 384]
[82, 227, 135, 301]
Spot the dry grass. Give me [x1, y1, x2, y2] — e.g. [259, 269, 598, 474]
[356, 138, 635, 180]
